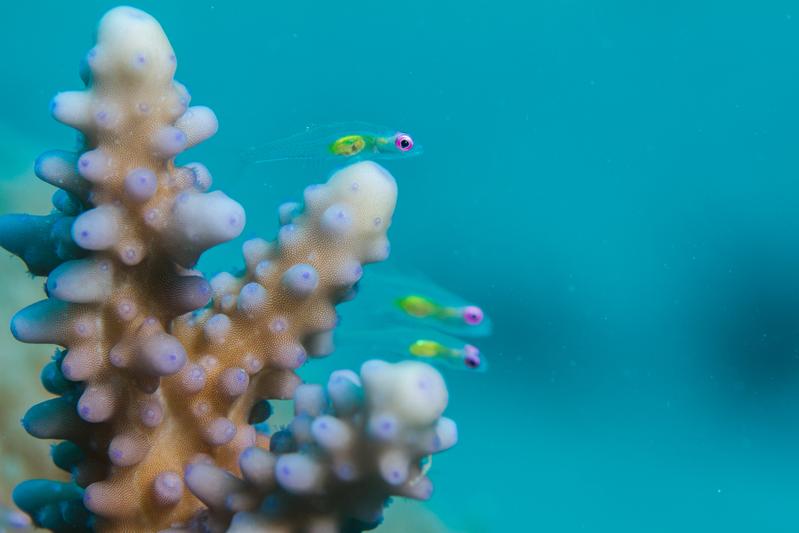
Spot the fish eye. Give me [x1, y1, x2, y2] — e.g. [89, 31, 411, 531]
[463, 344, 481, 369]
[462, 305, 484, 326]
[395, 133, 413, 152]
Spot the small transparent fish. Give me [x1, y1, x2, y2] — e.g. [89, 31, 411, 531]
[240, 122, 423, 166]
[344, 264, 492, 338]
[408, 339, 484, 371]
[396, 294, 484, 327]
[328, 264, 492, 372]
[333, 326, 489, 373]
[409, 455, 433, 486]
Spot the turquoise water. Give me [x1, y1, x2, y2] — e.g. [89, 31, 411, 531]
[4, 1, 799, 531]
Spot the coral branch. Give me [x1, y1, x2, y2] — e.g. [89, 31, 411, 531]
[76, 159, 397, 530]
[0, 6, 458, 533]
[1, 6, 247, 530]
[183, 360, 456, 532]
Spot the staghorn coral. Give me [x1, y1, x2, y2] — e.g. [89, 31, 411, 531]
[182, 359, 457, 532]
[0, 139, 66, 507]
[1, 6, 457, 533]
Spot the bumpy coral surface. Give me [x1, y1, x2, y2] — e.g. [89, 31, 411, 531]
[0, 6, 428, 533]
[0, 151, 65, 506]
[183, 360, 457, 532]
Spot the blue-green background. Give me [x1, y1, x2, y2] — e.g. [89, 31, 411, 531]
[3, 1, 799, 531]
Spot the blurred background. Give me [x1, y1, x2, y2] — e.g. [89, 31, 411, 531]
[2, 1, 799, 531]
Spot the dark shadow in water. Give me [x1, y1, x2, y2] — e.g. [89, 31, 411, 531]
[697, 239, 799, 408]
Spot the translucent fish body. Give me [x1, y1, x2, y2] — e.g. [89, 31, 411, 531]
[241, 122, 423, 165]
[334, 326, 488, 373]
[356, 265, 492, 338]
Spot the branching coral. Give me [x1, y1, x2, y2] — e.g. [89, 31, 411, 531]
[0, 158, 65, 506]
[182, 359, 457, 532]
[0, 6, 457, 533]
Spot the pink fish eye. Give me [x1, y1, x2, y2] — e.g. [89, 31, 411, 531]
[463, 344, 481, 369]
[463, 305, 484, 326]
[395, 133, 413, 152]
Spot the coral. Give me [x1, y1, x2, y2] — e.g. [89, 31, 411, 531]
[0, 137, 66, 507]
[0, 6, 457, 533]
[0, 503, 32, 531]
[182, 360, 457, 532]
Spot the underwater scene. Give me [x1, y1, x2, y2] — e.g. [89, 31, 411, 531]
[1, 1, 799, 532]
